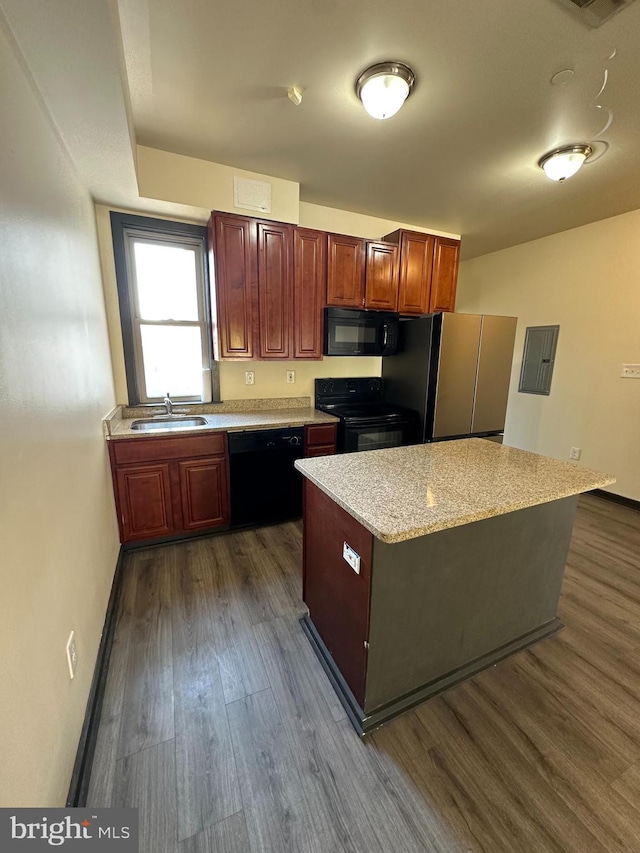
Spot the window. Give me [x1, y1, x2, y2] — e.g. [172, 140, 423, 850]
[111, 212, 219, 404]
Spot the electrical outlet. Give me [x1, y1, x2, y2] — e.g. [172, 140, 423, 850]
[66, 631, 78, 679]
[286, 370, 295, 384]
[621, 364, 640, 379]
[245, 371, 255, 386]
[570, 447, 581, 461]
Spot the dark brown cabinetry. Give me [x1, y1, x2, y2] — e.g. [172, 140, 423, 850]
[326, 234, 366, 308]
[384, 230, 434, 315]
[211, 215, 256, 359]
[294, 228, 326, 359]
[364, 242, 399, 311]
[109, 433, 230, 544]
[429, 237, 460, 313]
[383, 229, 460, 314]
[257, 221, 293, 359]
[210, 212, 323, 361]
[304, 423, 338, 458]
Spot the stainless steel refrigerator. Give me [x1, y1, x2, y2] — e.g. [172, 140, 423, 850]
[382, 312, 517, 442]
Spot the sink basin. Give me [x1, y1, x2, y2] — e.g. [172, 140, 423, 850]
[130, 416, 208, 431]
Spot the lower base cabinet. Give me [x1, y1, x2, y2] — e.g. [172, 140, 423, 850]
[304, 423, 338, 457]
[109, 433, 230, 544]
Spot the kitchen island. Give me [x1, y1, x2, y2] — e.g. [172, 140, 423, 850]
[295, 439, 615, 735]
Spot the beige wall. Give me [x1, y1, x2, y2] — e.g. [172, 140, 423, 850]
[0, 22, 120, 806]
[137, 145, 300, 223]
[457, 209, 640, 501]
[299, 201, 459, 240]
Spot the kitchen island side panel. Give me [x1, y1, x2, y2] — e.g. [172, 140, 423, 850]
[302, 480, 373, 707]
[364, 495, 578, 713]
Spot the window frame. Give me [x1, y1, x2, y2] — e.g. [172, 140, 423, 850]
[110, 211, 219, 405]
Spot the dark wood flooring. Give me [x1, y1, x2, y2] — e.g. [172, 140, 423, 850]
[87, 495, 640, 852]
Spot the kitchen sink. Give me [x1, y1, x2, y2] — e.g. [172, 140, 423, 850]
[130, 416, 208, 431]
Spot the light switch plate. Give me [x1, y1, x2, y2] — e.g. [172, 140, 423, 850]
[343, 542, 361, 574]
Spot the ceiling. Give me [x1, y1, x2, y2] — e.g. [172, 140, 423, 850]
[3, 0, 640, 258]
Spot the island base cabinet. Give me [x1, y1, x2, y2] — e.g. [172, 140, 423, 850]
[301, 483, 578, 736]
[302, 480, 372, 706]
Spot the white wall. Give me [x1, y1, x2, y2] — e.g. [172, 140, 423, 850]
[457, 209, 640, 501]
[0, 21, 120, 805]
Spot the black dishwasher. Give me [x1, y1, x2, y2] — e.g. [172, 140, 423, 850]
[228, 427, 305, 527]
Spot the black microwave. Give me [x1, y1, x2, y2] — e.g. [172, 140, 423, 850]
[323, 308, 399, 357]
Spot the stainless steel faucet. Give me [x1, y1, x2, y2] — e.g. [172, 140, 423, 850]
[164, 392, 173, 415]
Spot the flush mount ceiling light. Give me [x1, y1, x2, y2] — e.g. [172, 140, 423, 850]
[538, 144, 593, 182]
[356, 61, 416, 120]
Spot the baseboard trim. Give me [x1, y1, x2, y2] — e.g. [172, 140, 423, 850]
[301, 613, 563, 737]
[591, 489, 640, 512]
[66, 547, 126, 807]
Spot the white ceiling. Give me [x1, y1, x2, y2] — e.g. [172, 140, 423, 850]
[3, 0, 640, 258]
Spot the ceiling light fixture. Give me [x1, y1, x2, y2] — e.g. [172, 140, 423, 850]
[538, 144, 593, 182]
[356, 61, 415, 120]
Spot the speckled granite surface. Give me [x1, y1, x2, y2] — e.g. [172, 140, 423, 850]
[105, 399, 337, 440]
[295, 439, 616, 544]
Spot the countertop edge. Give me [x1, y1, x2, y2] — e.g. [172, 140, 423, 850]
[295, 462, 616, 543]
[106, 409, 339, 440]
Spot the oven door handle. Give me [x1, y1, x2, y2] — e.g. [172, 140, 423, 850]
[381, 324, 389, 350]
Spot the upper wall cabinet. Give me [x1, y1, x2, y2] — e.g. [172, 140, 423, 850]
[211, 215, 256, 358]
[429, 237, 460, 313]
[209, 212, 324, 361]
[257, 221, 293, 359]
[294, 228, 326, 360]
[326, 235, 399, 312]
[365, 241, 399, 312]
[384, 229, 460, 314]
[384, 229, 434, 315]
[326, 234, 366, 308]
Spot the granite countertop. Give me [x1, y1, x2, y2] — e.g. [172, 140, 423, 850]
[104, 397, 338, 440]
[295, 438, 616, 544]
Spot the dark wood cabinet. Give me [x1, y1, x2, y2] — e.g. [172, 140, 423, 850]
[294, 228, 325, 359]
[210, 212, 324, 360]
[257, 222, 293, 359]
[110, 433, 230, 544]
[364, 242, 399, 311]
[210, 214, 256, 359]
[115, 463, 175, 542]
[178, 457, 230, 531]
[326, 234, 366, 308]
[384, 229, 435, 315]
[429, 237, 460, 313]
[384, 229, 460, 314]
[304, 423, 337, 457]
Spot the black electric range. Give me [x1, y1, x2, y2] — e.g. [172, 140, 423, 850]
[315, 377, 419, 453]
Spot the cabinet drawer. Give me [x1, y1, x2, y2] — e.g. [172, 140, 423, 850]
[305, 424, 337, 448]
[305, 444, 336, 458]
[112, 433, 227, 465]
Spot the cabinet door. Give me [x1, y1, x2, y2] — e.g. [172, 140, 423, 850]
[365, 242, 399, 311]
[212, 215, 256, 358]
[294, 228, 326, 359]
[178, 456, 230, 531]
[326, 234, 365, 308]
[397, 232, 435, 315]
[429, 237, 460, 313]
[258, 221, 293, 359]
[115, 463, 174, 542]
